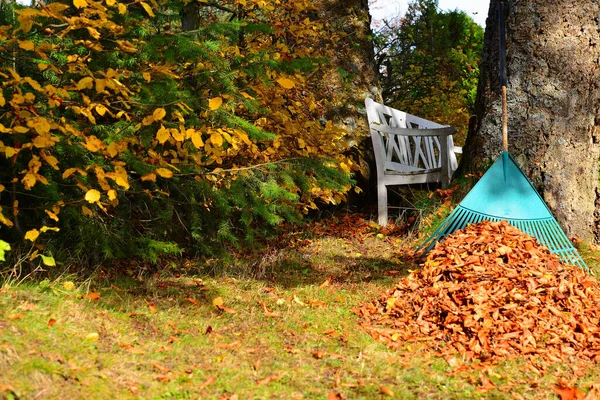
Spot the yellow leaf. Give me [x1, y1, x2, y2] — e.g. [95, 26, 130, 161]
[13, 126, 29, 133]
[140, 1, 155, 17]
[142, 115, 155, 126]
[212, 297, 224, 307]
[0, 184, 4, 193]
[73, 0, 88, 8]
[83, 135, 105, 152]
[142, 72, 151, 83]
[107, 189, 117, 201]
[41, 153, 59, 170]
[18, 40, 35, 51]
[210, 132, 223, 147]
[0, 92, 4, 107]
[22, 173, 37, 190]
[298, 138, 306, 149]
[190, 130, 204, 148]
[0, 207, 13, 227]
[106, 142, 122, 157]
[63, 281, 75, 290]
[40, 226, 60, 233]
[153, 108, 166, 121]
[105, 0, 115, 5]
[40, 255, 56, 266]
[114, 167, 130, 189]
[171, 128, 184, 142]
[85, 332, 99, 342]
[32, 135, 58, 148]
[62, 168, 77, 179]
[85, 189, 101, 203]
[155, 168, 173, 178]
[28, 117, 51, 135]
[25, 229, 40, 242]
[141, 173, 156, 182]
[5, 147, 17, 158]
[240, 92, 254, 99]
[86, 27, 100, 40]
[118, 3, 127, 14]
[208, 97, 223, 111]
[38, 63, 49, 71]
[82, 206, 93, 216]
[117, 40, 137, 53]
[45, 209, 59, 221]
[156, 125, 170, 144]
[276, 78, 295, 89]
[76, 77, 94, 90]
[95, 78, 106, 93]
[95, 104, 108, 116]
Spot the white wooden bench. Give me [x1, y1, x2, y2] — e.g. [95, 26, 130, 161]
[365, 98, 462, 226]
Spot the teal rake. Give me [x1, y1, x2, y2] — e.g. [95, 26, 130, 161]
[419, 1, 588, 272]
[419, 152, 588, 271]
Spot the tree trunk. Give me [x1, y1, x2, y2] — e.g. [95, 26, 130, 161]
[181, 2, 201, 31]
[315, 0, 382, 194]
[462, 0, 600, 242]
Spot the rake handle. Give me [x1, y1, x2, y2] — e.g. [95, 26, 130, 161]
[498, 1, 508, 152]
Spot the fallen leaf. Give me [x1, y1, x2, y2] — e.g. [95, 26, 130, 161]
[48, 318, 57, 327]
[212, 297, 224, 307]
[319, 278, 331, 288]
[154, 374, 171, 383]
[553, 385, 585, 400]
[256, 372, 285, 385]
[276, 77, 295, 89]
[478, 374, 496, 393]
[199, 375, 215, 390]
[84, 292, 100, 301]
[0, 384, 16, 392]
[18, 302, 37, 311]
[358, 220, 600, 366]
[151, 363, 171, 374]
[148, 304, 157, 313]
[293, 295, 306, 306]
[7, 314, 24, 320]
[185, 297, 200, 306]
[380, 385, 394, 396]
[208, 97, 223, 111]
[216, 305, 237, 314]
[258, 301, 280, 317]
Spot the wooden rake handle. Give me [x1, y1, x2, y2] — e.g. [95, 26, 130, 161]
[498, 1, 508, 152]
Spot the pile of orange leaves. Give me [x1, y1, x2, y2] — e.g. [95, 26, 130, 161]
[358, 220, 600, 365]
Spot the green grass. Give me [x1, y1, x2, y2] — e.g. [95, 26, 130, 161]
[1, 216, 599, 399]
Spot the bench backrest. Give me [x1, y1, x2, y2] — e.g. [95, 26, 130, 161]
[365, 98, 455, 176]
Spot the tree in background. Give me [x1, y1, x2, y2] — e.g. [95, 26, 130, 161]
[0, 0, 365, 268]
[373, 0, 483, 140]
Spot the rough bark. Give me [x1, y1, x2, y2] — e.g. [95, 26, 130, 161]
[316, 0, 382, 190]
[181, 3, 201, 31]
[462, 0, 600, 242]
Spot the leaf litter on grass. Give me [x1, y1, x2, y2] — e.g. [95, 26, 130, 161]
[358, 220, 600, 368]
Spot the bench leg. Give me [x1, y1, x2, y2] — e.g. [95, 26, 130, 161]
[377, 184, 388, 226]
